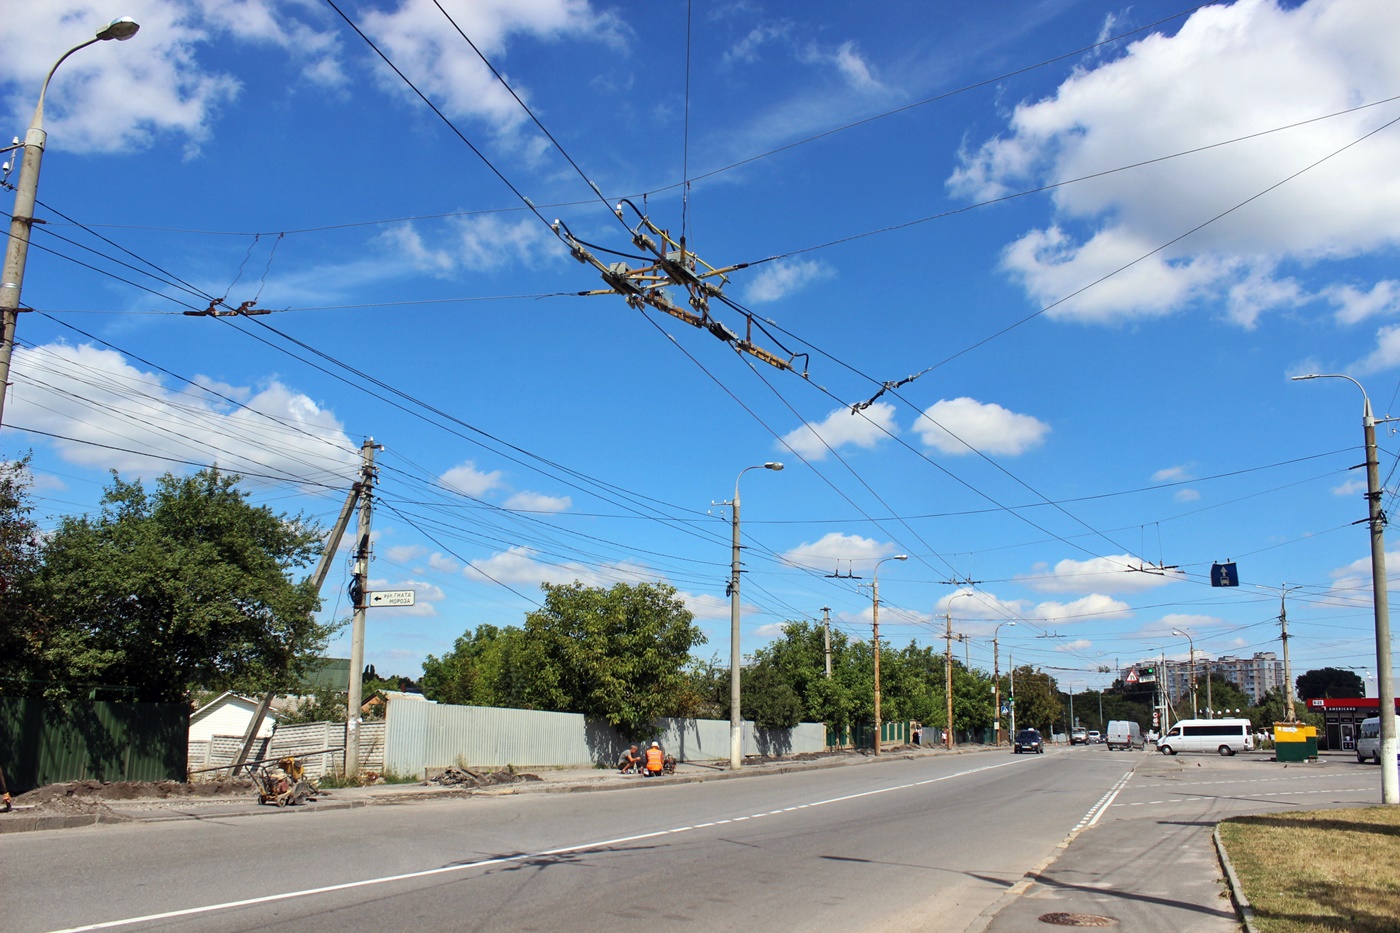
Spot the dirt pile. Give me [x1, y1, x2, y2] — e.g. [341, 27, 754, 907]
[9, 778, 257, 816]
[426, 766, 542, 788]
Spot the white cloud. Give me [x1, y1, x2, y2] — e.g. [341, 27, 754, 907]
[381, 215, 559, 276]
[504, 491, 572, 513]
[440, 461, 504, 497]
[1327, 280, 1400, 325]
[1031, 594, 1131, 624]
[950, 0, 1400, 326]
[1059, 638, 1093, 652]
[1021, 554, 1183, 594]
[780, 532, 893, 571]
[383, 544, 428, 563]
[1175, 489, 1201, 503]
[9, 342, 358, 482]
[1153, 465, 1193, 483]
[778, 402, 896, 460]
[913, 397, 1048, 456]
[1331, 477, 1366, 497]
[360, 0, 622, 144]
[428, 553, 461, 573]
[741, 258, 835, 304]
[463, 545, 653, 591]
[1353, 324, 1400, 374]
[751, 622, 787, 639]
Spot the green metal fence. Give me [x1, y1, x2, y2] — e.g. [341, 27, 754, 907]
[0, 696, 188, 795]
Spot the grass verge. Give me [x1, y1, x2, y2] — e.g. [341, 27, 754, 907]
[1217, 806, 1400, 933]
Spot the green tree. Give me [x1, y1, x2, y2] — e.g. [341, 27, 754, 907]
[1295, 667, 1364, 701]
[0, 457, 42, 688]
[421, 623, 533, 707]
[26, 469, 333, 702]
[1008, 666, 1060, 734]
[516, 580, 704, 736]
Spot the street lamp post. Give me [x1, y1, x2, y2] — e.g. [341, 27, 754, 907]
[870, 554, 907, 756]
[728, 461, 782, 770]
[993, 621, 1015, 746]
[0, 17, 140, 431]
[1172, 628, 1197, 719]
[1293, 373, 1398, 805]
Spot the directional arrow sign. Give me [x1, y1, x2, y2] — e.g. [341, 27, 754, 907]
[368, 590, 416, 607]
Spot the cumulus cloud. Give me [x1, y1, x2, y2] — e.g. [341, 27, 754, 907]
[780, 532, 894, 572]
[1030, 594, 1131, 624]
[463, 545, 652, 591]
[439, 461, 504, 497]
[1327, 280, 1400, 325]
[950, 0, 1400, 326]
[1021, 554, 1184, 594]
[504, 491, 572, 513]
[381, 215, 559, 276]
[778, 402, 896, 460]
[9, 342, 357, 482]
[913, 397, 1048, 456]
[741, 258, 835, 304]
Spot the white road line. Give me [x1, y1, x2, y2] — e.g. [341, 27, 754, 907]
[48, 756, 1037, 933]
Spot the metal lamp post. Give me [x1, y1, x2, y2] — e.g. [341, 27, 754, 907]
[728, 461, 782, 770]
[1172, 628, 1197, 719]
[870, 554, 907, 755]
[0, 17, 140, 431]
[1292, 373, 1398, 805]
[993, 621, 1015, 746]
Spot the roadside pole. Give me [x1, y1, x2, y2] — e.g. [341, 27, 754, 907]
[345, 439, 379, 778]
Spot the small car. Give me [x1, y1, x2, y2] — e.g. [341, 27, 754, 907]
[1071, 728, 1088, 745]
[1087, 730, 1102, 744]
[1014, 728, 1044, 754]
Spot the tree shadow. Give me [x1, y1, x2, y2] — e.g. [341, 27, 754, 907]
[1226, 812, 1400, 838]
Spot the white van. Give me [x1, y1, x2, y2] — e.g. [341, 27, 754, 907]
[1157, 718, 1253, 756]
[1105, 720, 1143, 751]
[1356, 715, 1400, 764]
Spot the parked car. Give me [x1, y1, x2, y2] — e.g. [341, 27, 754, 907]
[1087, 730, 1102, 744]
[1014, 728, 1044, 754]
[1071, 727, 1088, 745]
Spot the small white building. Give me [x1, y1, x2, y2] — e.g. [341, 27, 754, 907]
[189, 692, 276, 743]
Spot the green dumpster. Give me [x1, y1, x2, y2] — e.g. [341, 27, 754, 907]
[1274, 722, 1317, 762]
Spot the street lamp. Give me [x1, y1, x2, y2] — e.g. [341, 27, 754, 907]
[993, 621, 1015, 746]
[0, 17, 140, 431]
[1172, 628, 1197, 719]
[870, 553, 907, 756]
[1292, 373, 1398, 805]
[728, 461, 782, 770]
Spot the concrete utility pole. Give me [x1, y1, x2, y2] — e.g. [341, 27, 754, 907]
[1008, 655, 1016, 739]
[1204, 658, 1213, 719]
[727, 462, 783, 770]
[1173, 628, 1197, 719]
[1279, 587, 1297, 722]
[821, 606, 832, 679]
[1293, 373, 1398, 804]
[945, 613, 955, 749]
[345, 439, 380, 778]
[0, 17, 140, 432]
[993, 621, 1014, 746]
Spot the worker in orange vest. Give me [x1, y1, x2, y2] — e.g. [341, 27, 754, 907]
[644, 741, 666, 777]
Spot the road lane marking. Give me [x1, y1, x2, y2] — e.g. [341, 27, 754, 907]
[47, 756, 1044, 933]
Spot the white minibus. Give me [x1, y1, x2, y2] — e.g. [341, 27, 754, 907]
[1356, 715, 1400, 764]
[1156, 718, 1253, 756]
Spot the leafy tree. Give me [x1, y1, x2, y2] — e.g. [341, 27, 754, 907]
[741, 661, 804, 730]
[514, 581, 704, 737]
[421, 623, 533, 707]
[672, 655, 728, 721]
[1295, 667, 1364, 701]
[0, 457, 42, 689]
[1202, 674, 1252, 718]
[1007, 666, 1060, 734]
[25, 469, 334, 703]
[1253, 688, 1319, 729]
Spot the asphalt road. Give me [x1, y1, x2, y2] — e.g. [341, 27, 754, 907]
[2, 747, 1384, 933]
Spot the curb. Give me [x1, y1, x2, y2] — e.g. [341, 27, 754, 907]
[1213, 825, 1259, 933]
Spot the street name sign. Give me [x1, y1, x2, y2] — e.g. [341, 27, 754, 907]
[369, 590, 416, 607]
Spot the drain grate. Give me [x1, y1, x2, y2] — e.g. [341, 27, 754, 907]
[1038, 913, 1117, 927]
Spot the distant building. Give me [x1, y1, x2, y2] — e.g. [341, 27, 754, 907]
[1124, 652, 1283, 707]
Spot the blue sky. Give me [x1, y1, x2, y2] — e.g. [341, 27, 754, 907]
[4, 0, 1400, 695]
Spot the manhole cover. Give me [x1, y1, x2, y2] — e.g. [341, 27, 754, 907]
[1038, 913, 1117, 927]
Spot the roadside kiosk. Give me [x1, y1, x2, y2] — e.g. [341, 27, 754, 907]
[1274, 722, 1318, 762]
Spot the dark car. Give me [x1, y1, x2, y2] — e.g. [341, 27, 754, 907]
[1014, 728, 1044, 754]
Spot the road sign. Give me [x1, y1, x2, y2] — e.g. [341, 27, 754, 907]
[368, 589, 416, 607]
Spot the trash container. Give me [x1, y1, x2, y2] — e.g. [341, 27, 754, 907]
[1274, 722, 1318, 762]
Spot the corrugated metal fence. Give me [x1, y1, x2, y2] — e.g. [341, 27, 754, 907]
[188, 721, 385, 781]
[383, 701, 827, 777]
[0, 696, 187, 796]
